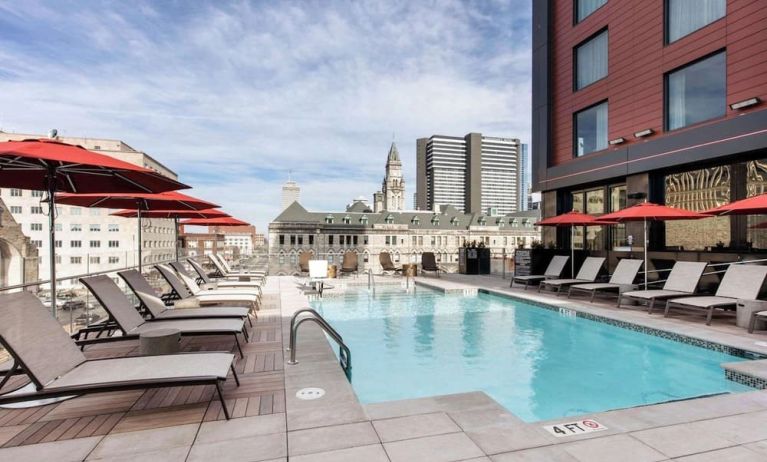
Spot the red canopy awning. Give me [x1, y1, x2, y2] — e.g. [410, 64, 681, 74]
[56, 190, 219, 210]
[600, 202, 709, 222]
[0, 139, 188, 193]
[704, 193, 767, 216]
[111, 208, 229, 219]
[180, 217, 250, 227]
[536, 210, 616, 226]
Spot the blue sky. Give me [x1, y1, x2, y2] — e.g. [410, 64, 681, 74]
[0, 0, 532, 233]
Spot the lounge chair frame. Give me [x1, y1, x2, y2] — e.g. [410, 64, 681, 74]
[511, 255, 569, 290]
[567, 259, 644, 302]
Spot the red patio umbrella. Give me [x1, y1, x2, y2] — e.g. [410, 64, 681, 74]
[600, 202, 709, 287]
[56, 191, 219, 270]
[180, 217, 250, 227]
[704, 193, 767, 216]
[0, 138, 188, 315]
[536, 211, 616, 276]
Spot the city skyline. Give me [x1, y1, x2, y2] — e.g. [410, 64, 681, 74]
[0, 0, 533, 232]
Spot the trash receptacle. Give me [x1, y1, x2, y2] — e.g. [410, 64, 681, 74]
[736, 299, 767, 330]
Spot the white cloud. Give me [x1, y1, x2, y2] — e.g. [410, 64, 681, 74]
[0, 0, 532, 232]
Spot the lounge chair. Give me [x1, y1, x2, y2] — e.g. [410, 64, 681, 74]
[664, 264, 767, 325]
[511, 255, 568, 289]
[187, 258, 262, 292]
[79, 275, 249, 356]
[421, 252, 444, 278]
[568, 259, 644, 302]
[379, 252, 402, 275]
[339, 251, 358, 277]
[118, 269, 253, 326]
[0, 291, 239, 418]
[210, 254, 265, 283]
[168, 263, 260, 297]
[617, 261, 707, 313]
[156, 264, 259, 308]
[539, 257, 605, 295]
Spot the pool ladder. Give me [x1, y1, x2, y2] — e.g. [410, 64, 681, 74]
[287, 308, 352, 379]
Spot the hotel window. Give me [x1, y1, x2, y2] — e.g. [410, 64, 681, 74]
[412, 236, 417, 246]
[342, 216, 351, 224]
[71, 208, 81, 215]
[325, 215, 333, 224]
[89, 256, 100, 264]
[666, 52, 726, 130]
[55, 223, 62, 232]
[279, 235, 285, 245]
[308, 235, 314, 245]
[10, 188, 22, 197]
[353, 235, 358, 245]
[418, 236, 424, 246]
[340, 235, 345, 245]
[31, 190, 43, 197]
[576, 0, 606, 22]
[108, 224, 119, 232]
[31, 206, 43, 214]
[297, 235, 303, 245]
[9, 206, 21, 214]
[31, 240, 42, 248]
[431, 236, 436, 246]
[363, 236, 368, 245]
[55, 240, 62, 248]
[574, 101, 608, 157]
[385, 236, 391, 245]
[90, 240, 101, 248]
[290, 235, 296, 245]
[109, 256, 120, 264]
[575, 30, 608, 90]
[71, 240, 82, 248]
[609, 185, 628, 249]
[30, 223, 43, 231]
[90, 224, 101, 232]
[90, 208, 101, 216]
[71, 256, 82, 264]
[328, 235, 334, 245]
[665, 164, 730, 251]
[666, 0, 725, 43]
[55, 255, 61, 264]
[71, 223, 82, 232]
[108, 240, 119, 248]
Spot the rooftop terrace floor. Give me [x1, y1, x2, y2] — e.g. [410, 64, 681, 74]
[2, 274, 767, 461]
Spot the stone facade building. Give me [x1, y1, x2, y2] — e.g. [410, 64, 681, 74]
[268, 200, 540, 275]
[375, 142, 405, 212]
[0, 197, 39, 288]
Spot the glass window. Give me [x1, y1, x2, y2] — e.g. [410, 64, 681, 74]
[572, 192, 585, 212]
[297, 235, 303, 245]
[585, 189, 604, 215]
[575, 102, 608, 156]
[353, 235, 358, 245]
[90, 240, 101, 248]
[576, 0, 607, 22]
[70, 240, 81, 248]
[666, 52, 726, 130]
[279, 235, 284, 245]
[90, 224, 101, 232]
[71, 208, 81, 215]
[290, 235, 296, 245]
[31, 206, 43, 214]
[575, 30, 608, 90]
[308, 235, 314, 245]
[108, 224, 119, 232]
[30, 223, 43, 231]
[10, 188, 22, 197]
[109, 256, 120, 264]
[328, 235, 334, 245]
[108, 240, 119, 248]
[89, 256, 100, 264]
[31, 190, 43, 197]
[746, 159, 767, 250]
[609, 185, 628, 249]
[665, 165, 730, 250]
[9, 206, 21, 214]
[667, 0, 725, 43]
[70, 256, 82, 264]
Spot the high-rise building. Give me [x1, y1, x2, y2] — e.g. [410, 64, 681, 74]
[519, 144, 530, 211]
[281, 178, 300, 211]
[416, 133, 520, 215]
[0, 131, 178, 287]
[532, 0, 767, 255]
[209, 224, 258, 257]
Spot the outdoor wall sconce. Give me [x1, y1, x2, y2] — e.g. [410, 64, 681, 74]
[634, 129, 654, 138]
[729, 97, 761, 111]
[609, 137, 626, 145]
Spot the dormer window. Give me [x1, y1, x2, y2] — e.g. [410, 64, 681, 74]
[496, 217, 505, 227]
[325, 214, 334, 224]
[342, 215, 351, 224]
[478, 216, 487, 226]
[385, 214, 394, 224]
[431, 215, 439, 226]
[411, 216, 420, 225]
[360, 215, 368, 224]
[450, 217, 459, 227]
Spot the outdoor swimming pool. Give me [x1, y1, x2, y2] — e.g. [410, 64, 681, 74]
[313, 287, 753, 422]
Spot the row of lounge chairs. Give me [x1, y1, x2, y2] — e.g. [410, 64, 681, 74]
[0, 256, 266, 418]
[296, 251, 445, 277]
[513, 255, 767, 326]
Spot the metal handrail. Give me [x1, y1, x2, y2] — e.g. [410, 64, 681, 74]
[367, 269, 376, 292]
[287, 308, 351, 379]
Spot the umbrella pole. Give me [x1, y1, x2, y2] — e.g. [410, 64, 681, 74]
[174, 217, 179, 262]
[644, 217, 648, 289]
[47, 168, 57, 318]
[137, 208, 142, 272]
[571, 225, 575, 277]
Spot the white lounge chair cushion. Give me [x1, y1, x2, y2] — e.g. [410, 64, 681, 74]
[622, 289, 690, 300]
[194, 293, 258, 304]
[668, 296, 738, 308]
[128, 318, 244, 335]
[514, 275, 546, 282]
[155, 307, 250, 319]
[49, 353, 234, 389]
[197, 287, 260, 297]
[570, 283, 623, 291]
[542, 279, 590, 287]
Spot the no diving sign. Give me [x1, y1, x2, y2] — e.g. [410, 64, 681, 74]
[543, 419, 607, 437]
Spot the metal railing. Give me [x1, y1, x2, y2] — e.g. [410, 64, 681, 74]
[287, 308, 351, 379]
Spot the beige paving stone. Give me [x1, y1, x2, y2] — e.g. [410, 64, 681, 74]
[563, 434, 667, 462]
[373, 412, 461, 443]
[196, 413, 285, 444]
[688, 410, 767, 444]
[90, 423, 199, 459]
[671, 446, 767, 461]
[287, 402, 368, 431]
[631, 422, 736, 458]
[744, 439, 767, 456]
[288, 421, 379, 456]
[0, 435, 102, 462]
[465, 423, 551, 455]
[289, 443, 389, 462]
[490, 445, 580, 461]
[87, 445, 190, 462]
[187, 432, 287, 462]
[384, 432, 485, 462]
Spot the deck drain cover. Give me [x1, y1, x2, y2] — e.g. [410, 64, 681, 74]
[296, 387, 325, 400]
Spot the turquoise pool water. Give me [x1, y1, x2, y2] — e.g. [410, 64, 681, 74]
[312, 288, 752, 422]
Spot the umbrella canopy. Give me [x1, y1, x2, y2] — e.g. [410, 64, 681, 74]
[181, 217, 250, 226]
[535, 211, 616, 275]
[0, 139, 189, 316]
[0, 139, 188, 193]
[111, 208, 229, 219]
[704, 193, 767, 216]
[55, 190, 218, 210]
[600, 202, 709, 287]
[56, 191, 219, 270]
